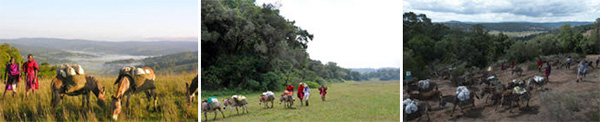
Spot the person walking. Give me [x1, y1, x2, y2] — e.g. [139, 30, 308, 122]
[545, 62, 551, 82]
[297, 82, 305, 106]
[303, 84, 310, 106]
[319, 85, 327, 101]
[577, 60, 585, 82]
[22, 54, 39, 98]
[3, 57, 20, 98]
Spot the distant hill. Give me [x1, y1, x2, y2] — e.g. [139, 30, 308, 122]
[0, 38, 198, 56]
[11, 44, 95, 65]
[106, 51, 198, 74]
[0, 38, 198, 74]
[439, 21, 594, 32]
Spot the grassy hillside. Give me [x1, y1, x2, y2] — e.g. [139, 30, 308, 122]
[0, 72, 198, 121]
[201, 81, 400, 121]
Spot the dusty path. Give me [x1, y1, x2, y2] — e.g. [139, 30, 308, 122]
[405, 59, 600, 121]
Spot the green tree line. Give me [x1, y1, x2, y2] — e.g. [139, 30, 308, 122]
[201, 0, 364, 94]
[404, 12, 600, 79]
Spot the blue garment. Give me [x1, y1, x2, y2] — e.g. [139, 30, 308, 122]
[207, 96, 217, 104]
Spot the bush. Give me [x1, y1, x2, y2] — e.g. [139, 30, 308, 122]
[506, 41, 540, 63]
[303, 81, 320, 88]
[328, 79, 344, 83]
[261, 72, 282, 91]
[314, 77, 326, 85]
[526, 62, 538, 71]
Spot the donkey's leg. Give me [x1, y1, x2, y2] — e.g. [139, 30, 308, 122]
[219, 108, 225, 118]
[126, 94, 131, 108]
[84, 93, 91, 110]
[152, 90, 158, 111]
[145, 91, 152, 109]
[81, 94, 86, 108]
[213, 111, 217, 120]
[203, 112, 207, 122]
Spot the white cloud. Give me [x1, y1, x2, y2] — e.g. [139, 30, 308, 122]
[404, 0, 600, 22]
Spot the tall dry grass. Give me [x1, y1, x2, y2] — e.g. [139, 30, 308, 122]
[0, 72, 198, 121]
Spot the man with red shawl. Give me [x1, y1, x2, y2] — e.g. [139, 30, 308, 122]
[22, 54, 38, 98]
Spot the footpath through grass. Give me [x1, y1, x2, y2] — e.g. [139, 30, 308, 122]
[202, 81, 400, 121]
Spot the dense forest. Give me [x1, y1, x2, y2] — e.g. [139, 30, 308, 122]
[404, 12, 600, 79]
[360, 68, 400, 81]
[201, 0, 375, 94]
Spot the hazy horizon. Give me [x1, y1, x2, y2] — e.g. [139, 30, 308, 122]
[0, 0, 198, 42]
[0, 37, 198, 42]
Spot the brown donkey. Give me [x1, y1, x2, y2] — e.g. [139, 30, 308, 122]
[111, 67, 158, 120]
[51, 74, 107, 109]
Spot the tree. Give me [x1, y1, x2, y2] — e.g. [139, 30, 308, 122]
[557, 24, 576, 53]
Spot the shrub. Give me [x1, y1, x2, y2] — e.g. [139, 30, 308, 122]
[506, 41, 540, 63]
[526, 63, 538, 71]
[303, 81, 320, 88]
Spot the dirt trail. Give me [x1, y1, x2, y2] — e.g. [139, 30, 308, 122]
[404, 59, 600, 121]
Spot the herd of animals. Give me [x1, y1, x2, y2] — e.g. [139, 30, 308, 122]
[402, 55, 595, 121]
[48, 64, 198, 120]
[201, 87, 323, 121]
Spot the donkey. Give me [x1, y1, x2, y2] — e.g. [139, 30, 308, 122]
[51, 74, 107, 109]
[404, 101, 430, 121]
[186, 75, 198, 105]
[202, 99, 226, 121]
[439, 91, 480, 117]
[111, 67, 158, 120]
[222, 95, 249, 116]
[279, 94, 295, 108]
[258, 92, 275, 108]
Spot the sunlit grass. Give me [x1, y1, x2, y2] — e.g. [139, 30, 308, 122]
[0, 72, 198, 121]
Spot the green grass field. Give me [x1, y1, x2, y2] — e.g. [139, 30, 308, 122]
[201, 81, 400, 121]
[0, 72, 198, 121]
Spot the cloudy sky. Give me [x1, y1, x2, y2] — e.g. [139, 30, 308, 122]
[255, 0, 401, 69]
[403, 0, 600, 22]
[0, 0, 197, 41]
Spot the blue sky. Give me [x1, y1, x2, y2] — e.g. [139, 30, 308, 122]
[403, 0, 600, 22]
[255, 0, 401, 68]
[0, 0, 197, 41]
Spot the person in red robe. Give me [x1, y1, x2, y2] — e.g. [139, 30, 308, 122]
[22, 54, 39, 98]
[318, 85, 327, 101]
[297, 82, 305, 100]
[511, 61, 515, 68]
